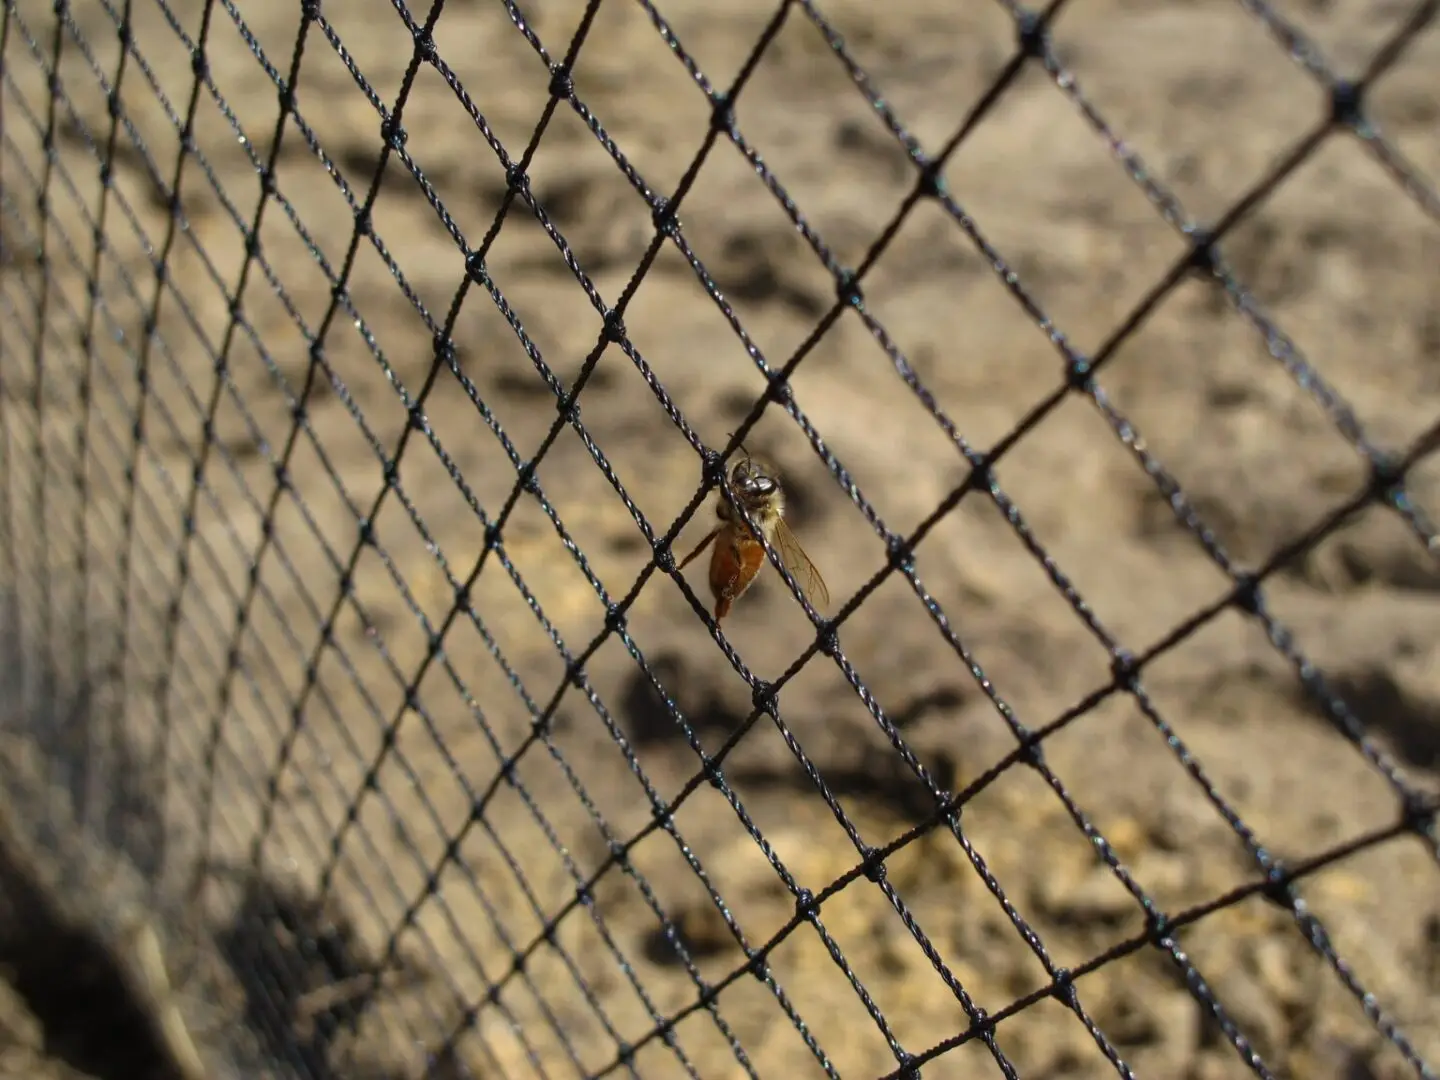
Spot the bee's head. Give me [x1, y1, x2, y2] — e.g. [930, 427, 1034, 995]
[729, 455, 779, 502]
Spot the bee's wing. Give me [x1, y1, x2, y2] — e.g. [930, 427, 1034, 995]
[771, 518, 830, 612]
[677, 526, 722, 571]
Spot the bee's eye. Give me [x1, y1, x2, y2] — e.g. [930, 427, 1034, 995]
[730, 459, 776, 497]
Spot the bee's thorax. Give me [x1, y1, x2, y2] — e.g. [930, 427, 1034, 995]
[718, 488, 784, 524]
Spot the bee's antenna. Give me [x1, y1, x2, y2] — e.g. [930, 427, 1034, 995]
[723, 430, 753, 464]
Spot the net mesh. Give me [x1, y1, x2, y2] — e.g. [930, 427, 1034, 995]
[0, 0, 1437, 1078]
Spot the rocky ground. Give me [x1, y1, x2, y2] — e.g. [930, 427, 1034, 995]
[1, 0, 1438, 1077]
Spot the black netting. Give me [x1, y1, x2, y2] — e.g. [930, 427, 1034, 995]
[1, 0, 1437, 1078]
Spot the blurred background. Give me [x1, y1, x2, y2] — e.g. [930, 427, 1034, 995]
[0, 0, 1437, 1077]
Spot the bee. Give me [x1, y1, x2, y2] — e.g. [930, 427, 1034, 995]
[678, 448, 829, 621]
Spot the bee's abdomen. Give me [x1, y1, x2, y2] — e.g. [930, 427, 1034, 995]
[709, 532, 767, 616]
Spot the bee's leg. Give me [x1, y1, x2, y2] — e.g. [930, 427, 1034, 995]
[677, 527, 721, 571]
[713, 595, 733, 620]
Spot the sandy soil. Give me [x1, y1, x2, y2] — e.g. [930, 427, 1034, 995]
[1, 0, 1438, 1078]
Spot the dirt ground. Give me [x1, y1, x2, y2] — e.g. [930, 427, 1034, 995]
[1, 0, 1438, 1077]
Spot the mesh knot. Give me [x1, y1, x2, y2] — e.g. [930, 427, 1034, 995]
[1050, 967, 1078, 1009]
[701, 447, 727, 490]
[751, 679, 777, 713]
[412, 25, 437, 63]
[916, 156, 946, 200]
[835, 268, 863, 308]
[794, 887, 818, 921]
[602, 307, 627, 343]
[1329, 78, 1365, 130]
[505, 161, 529, 195]
[885, 532, 914, 573]
[765, 372, 793, 407]
[1110, 649, 1139, 692]
[608, 839, 629, 867]
[702, 756, 725, 790]
[548, 63, 573, 99]
[860, 845, 886, 884]
[604, 603, 627, 634]
[1145, 908, 1171, 944]
[1014, 7, 1050, 58]
[652, 196, 679, 238]
[1368, 451, 1406, 506]
[1018, 736, 1046, 771]
[1401, 791, 1438, 836]
[1232, 571, 1264, 616]
[710, 92, 736, 136]
[1185, 226, 1219, 275]
[1261, 862, 1298, 912]
[556, 389, 580, 423]
[380, 115, 407, 148]
[966, 454, 995, 495]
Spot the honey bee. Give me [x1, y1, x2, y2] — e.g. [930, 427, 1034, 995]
[678, 448, 829, 621]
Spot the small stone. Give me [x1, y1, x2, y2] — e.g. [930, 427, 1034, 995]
[1100, 983, 1166, 1047]
[1311, 869, 1371, 905]
[1245, 936, 1311, 1010]
[1200, 966, 1287, 1063]
[1127, 850, 1194, 905]
[1033, 863, 1144, 929]
[1105, 815, 1148, 862]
